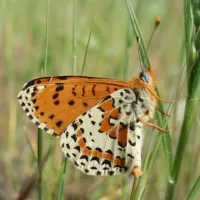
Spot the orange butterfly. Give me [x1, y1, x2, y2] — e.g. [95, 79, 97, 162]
[18, 67, 167, 177]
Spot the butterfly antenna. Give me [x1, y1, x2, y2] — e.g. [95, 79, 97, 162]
[136, 36, 145, 72]
[146, 17, 161, 52]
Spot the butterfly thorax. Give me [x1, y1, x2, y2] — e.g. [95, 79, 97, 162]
[129, 68, 157, 120]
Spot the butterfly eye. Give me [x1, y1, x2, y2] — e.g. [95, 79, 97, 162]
[140, 72, 152, 84]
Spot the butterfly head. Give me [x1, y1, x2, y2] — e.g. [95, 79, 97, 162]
[139, 67, 156, 85]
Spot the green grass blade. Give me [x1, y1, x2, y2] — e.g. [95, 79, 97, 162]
[24, 129, 37, 161]
[123, 20, 133, 80]
[37, 128, 43, 200]
[165, 0, 200, 199]
[187, 176, 200, 200]
[57, 159, 68, 200]
[72, 0, 77, 74]
[81, 18, 95, 76]
[125, 1, 174, 199]
[57, 1, 78, 198]
[125, 0, 150, 68]
[132, 133, 162, 199]
[37, 0, 49, 199]
[157, 96, 173, 176]
[43, 0, 49, 76]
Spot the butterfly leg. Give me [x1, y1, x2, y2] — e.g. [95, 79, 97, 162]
[138, 111, 169, 132]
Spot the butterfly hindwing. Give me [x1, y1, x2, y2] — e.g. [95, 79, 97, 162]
[60, 88, 145, 176]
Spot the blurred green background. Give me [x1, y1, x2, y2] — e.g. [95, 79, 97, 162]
[0, 0, 199, 199]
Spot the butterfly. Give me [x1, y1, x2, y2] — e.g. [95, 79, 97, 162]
[18, 67, 168, 177]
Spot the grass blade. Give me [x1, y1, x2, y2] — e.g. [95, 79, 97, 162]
[125, 0, 150, 68]
[72, 0, 77, 74]
[125, 1, 174, 199]
[37, 0, 49, 199]
[81, 18, 95, 75]
[187, 176, 200, 200]
[37, 128, 43, 200]
[57, 159, 68, 200]
[57, 1, 78, 199]
[123, 20, 133, 80]
[165, 0, 200, 199]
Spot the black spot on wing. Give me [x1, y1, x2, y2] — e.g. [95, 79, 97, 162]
[31, 99, 36, 104]
[90, 166, 97, 170]
[91, 121, 96, 125]
[91, 157, 100, 164]
[130, 122, 135, 131]
[54, 100, 60, 105]
[74, 146, 80, 152]
[102, 160, 111, 167]
[40, 112, 44, 116]
[23, 80, 36, 90]
[128, 140, 136, 146]
[49, 114, 54, 119]
[100, 95, 111, 104]
[124, 89, 130, 94]
[31, 92, 36, 97]
[28, 115, 33, 120]
[83, 102, 88, 107]
[66, 143, 70, 149]
[52, 93, 59, 99]
[56, 85, 64, 92]
[80, 155, 89, 161]
[96, 171, 101, 175]
[127, 154, 135, 158]
[105, 149, 113, 155]
[71, 134, 77, 142]
[96, 147, 102, 152]
[82, 86, 85, 96]
[57, 76, 67, 80]
[68, 100, 75, 105]
[108, 171, 115, 176]
[92, 85, 96, 96]
[79, 119, 83, 124]
[72, 121, 78, 131]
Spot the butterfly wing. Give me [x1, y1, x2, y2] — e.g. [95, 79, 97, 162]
[18, 76, 132, 136]
[60, 88, 144, 176]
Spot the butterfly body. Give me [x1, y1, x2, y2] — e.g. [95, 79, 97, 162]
[18, 68, 157, 176]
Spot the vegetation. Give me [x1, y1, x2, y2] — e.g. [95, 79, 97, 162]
[0, 0, 199, 199]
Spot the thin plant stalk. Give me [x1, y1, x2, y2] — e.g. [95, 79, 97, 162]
[187, 176, 200, 200]
[57, 159, 68, 200]
[72, 0, 77, 74]
[123, 20, 133, 80]
[81, 18, 95, 76]
[125, 1, 173, 199]
[37, 0, 49, 199]
[57, 1, 77, 199]
[165, 0, 200, 199]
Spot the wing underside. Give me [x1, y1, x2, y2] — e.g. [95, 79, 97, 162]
[60, 88, 144, 176]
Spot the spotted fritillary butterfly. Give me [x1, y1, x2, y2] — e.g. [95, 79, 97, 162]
[18, 68, 160, 177]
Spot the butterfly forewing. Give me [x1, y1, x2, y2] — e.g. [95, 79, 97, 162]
[18, 76, 132, 136]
